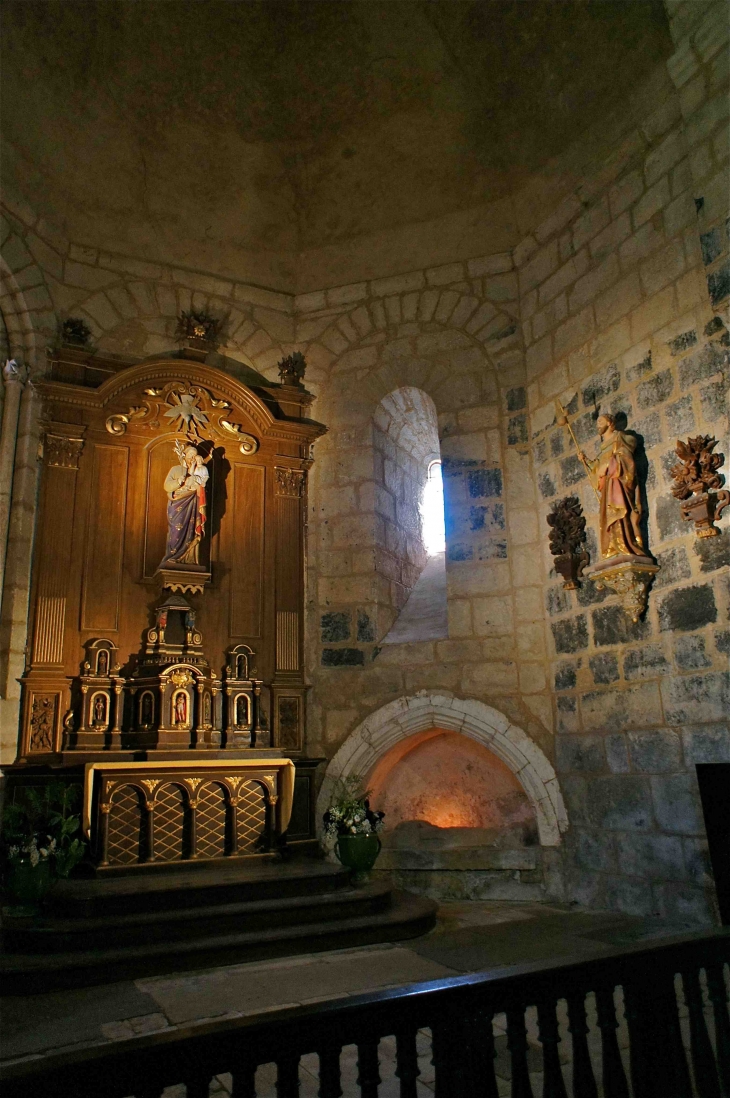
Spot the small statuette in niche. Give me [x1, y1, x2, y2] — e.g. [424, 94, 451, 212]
[546, 495, 589, 590]
[670, 435, 729, 538]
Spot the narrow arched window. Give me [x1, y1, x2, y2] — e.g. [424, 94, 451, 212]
[420, 459, 446, 556]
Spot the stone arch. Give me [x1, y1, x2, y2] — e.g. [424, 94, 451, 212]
[0, 254, 47, 370]
[296, 278, 519, 416]
[316, 692, 568, 847]
[60, 262, 293, 372]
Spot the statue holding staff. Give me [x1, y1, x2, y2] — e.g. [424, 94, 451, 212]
[577, 412, 644, 560]
[555, 401, 658, 620]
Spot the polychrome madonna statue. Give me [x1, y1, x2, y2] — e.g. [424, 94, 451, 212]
[161, 440, 210, 567]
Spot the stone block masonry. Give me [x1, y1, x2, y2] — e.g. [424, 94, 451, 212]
[514, 0, 729, 923]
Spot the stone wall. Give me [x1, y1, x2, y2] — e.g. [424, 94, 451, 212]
[513, 0, 729, 922]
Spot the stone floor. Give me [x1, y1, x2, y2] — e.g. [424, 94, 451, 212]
[0, 900, 723, 1096]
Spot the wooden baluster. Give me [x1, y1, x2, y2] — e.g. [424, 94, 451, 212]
[566, 992, 598, 1098]
[652, 971, 693, 1098]
[185, 1075, 211, 1098]
[431, 1020, 458, 1096]
[318, 1044, 343, 1098]
[357, 1040, 381, 1097]
[594, 985, 629, 1098]
[394, 1029, 421, 1098]
[683, 969, 722, 1098]
[537, 999, 568, 1098]
[470, 1009, 500, 1098]
[506, 1005, 535, 1098]
[623, 980, 656, 1098]
[136, 1084, 166, 1098]
[276, 1053, 301, 1097]
[231, 1057, 258, 1098]
[706, 964, 730, 1096]
[449, 1014, 472, 1094]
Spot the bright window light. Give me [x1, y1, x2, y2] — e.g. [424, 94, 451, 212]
[420, 460, 446, 555]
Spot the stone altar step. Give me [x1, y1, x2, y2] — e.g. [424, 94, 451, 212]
[4, 880, 393, 952]
[48, 857, 351, 918]
[0, 889, 437, 995]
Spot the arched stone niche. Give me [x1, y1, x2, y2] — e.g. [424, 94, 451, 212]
[316, 692, 568, 848]
[368, 728, 537, 838]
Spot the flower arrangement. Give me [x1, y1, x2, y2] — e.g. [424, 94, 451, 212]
[1, 783, 87, 879]
[322, 775, 385, 839]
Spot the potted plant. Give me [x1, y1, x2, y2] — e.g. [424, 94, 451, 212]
[1, 783, 87, 915]
[323, 775, 385, 883]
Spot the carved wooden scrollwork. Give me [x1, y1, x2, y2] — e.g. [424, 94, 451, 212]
[220, 419, 259, 454]
[105, 406, 149, 436]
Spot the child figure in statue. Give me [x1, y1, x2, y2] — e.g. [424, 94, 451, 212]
[579, 414, 644, 560]
[161, 441, 209, 567]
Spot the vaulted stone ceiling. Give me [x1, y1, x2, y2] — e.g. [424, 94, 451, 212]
[3, 0, 671, 289]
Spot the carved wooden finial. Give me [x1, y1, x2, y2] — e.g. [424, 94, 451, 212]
[670, 435, 729, 538]
[546, 496, 589, 590]
[277, 351, 307, 387]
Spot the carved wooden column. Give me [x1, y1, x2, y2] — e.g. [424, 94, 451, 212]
[19, 422, 85, 758]
[271, 466, 306, 753]
[98, 803, 111, 868]
[145, 798, 156, 862]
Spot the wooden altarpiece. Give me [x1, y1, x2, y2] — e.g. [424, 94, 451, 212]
[16, 353, 326, 766]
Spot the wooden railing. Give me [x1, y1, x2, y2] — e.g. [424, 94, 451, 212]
[2, 929, 729, 1098]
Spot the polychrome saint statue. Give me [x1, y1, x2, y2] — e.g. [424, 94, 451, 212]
[579, 413, 644, 560]
[161, 440, 210, 567]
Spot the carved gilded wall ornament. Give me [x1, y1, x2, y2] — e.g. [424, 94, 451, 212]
[220, 419, 259, 454]
[106, 405, 151, 436]
[141, 779, 161, 794]
[44, 432, 85, 469]
[275, 467, 305, 497]
[589, 560, 659, 623]
[163, 390, 210, 436]
[670, 435, 729, 538]
[547, 496, 589, 590]
[169, 669, 194, 688]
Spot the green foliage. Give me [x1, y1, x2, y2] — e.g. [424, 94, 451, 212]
[1, 783, 87, 878]
[322, 774, 385, 838]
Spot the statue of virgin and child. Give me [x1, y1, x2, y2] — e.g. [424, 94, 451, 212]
[160, 440, 210, 567]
